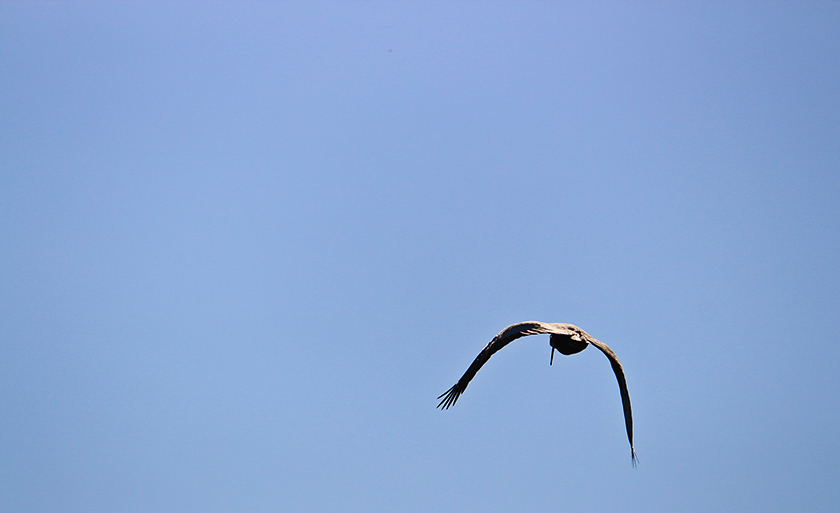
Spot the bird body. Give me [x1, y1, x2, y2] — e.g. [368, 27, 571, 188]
[438, 321, 636, 466]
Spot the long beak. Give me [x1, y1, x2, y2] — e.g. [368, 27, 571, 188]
[550, 346, 555, 365]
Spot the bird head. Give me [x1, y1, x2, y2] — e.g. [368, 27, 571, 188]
[550, 332, 588, 356]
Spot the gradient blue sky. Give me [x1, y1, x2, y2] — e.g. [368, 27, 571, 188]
[2, 2, 839, 512]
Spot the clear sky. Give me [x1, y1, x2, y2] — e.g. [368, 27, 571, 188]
[2, 2, 838, 512]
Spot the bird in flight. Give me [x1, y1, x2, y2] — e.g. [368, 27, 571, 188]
[437, 321, 636, 466]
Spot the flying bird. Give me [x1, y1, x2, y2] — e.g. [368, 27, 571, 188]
[437, 321, 636, 466]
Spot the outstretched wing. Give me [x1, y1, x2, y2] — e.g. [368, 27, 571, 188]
[437, 321, 551, 409]
[586, 335, 637, 467]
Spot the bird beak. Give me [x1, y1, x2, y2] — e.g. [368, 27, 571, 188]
[550, 346, 555, 365]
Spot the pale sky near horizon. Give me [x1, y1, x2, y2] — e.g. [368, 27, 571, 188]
[2, 2, 839, 512]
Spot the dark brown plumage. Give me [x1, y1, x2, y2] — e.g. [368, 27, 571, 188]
[437, 321, 636, 466]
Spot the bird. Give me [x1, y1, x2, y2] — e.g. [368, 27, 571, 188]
[437, 321, 636, 466]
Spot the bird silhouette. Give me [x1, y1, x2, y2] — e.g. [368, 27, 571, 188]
[437, 321, 636, 466]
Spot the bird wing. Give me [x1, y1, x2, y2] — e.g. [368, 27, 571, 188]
[585, 335, 637, 467]
[437, 321, 552, 409]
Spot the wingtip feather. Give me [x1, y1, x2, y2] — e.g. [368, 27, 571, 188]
[436, 384, 461, 409]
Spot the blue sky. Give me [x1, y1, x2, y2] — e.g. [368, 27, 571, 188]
[1, 2, 838, 512]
